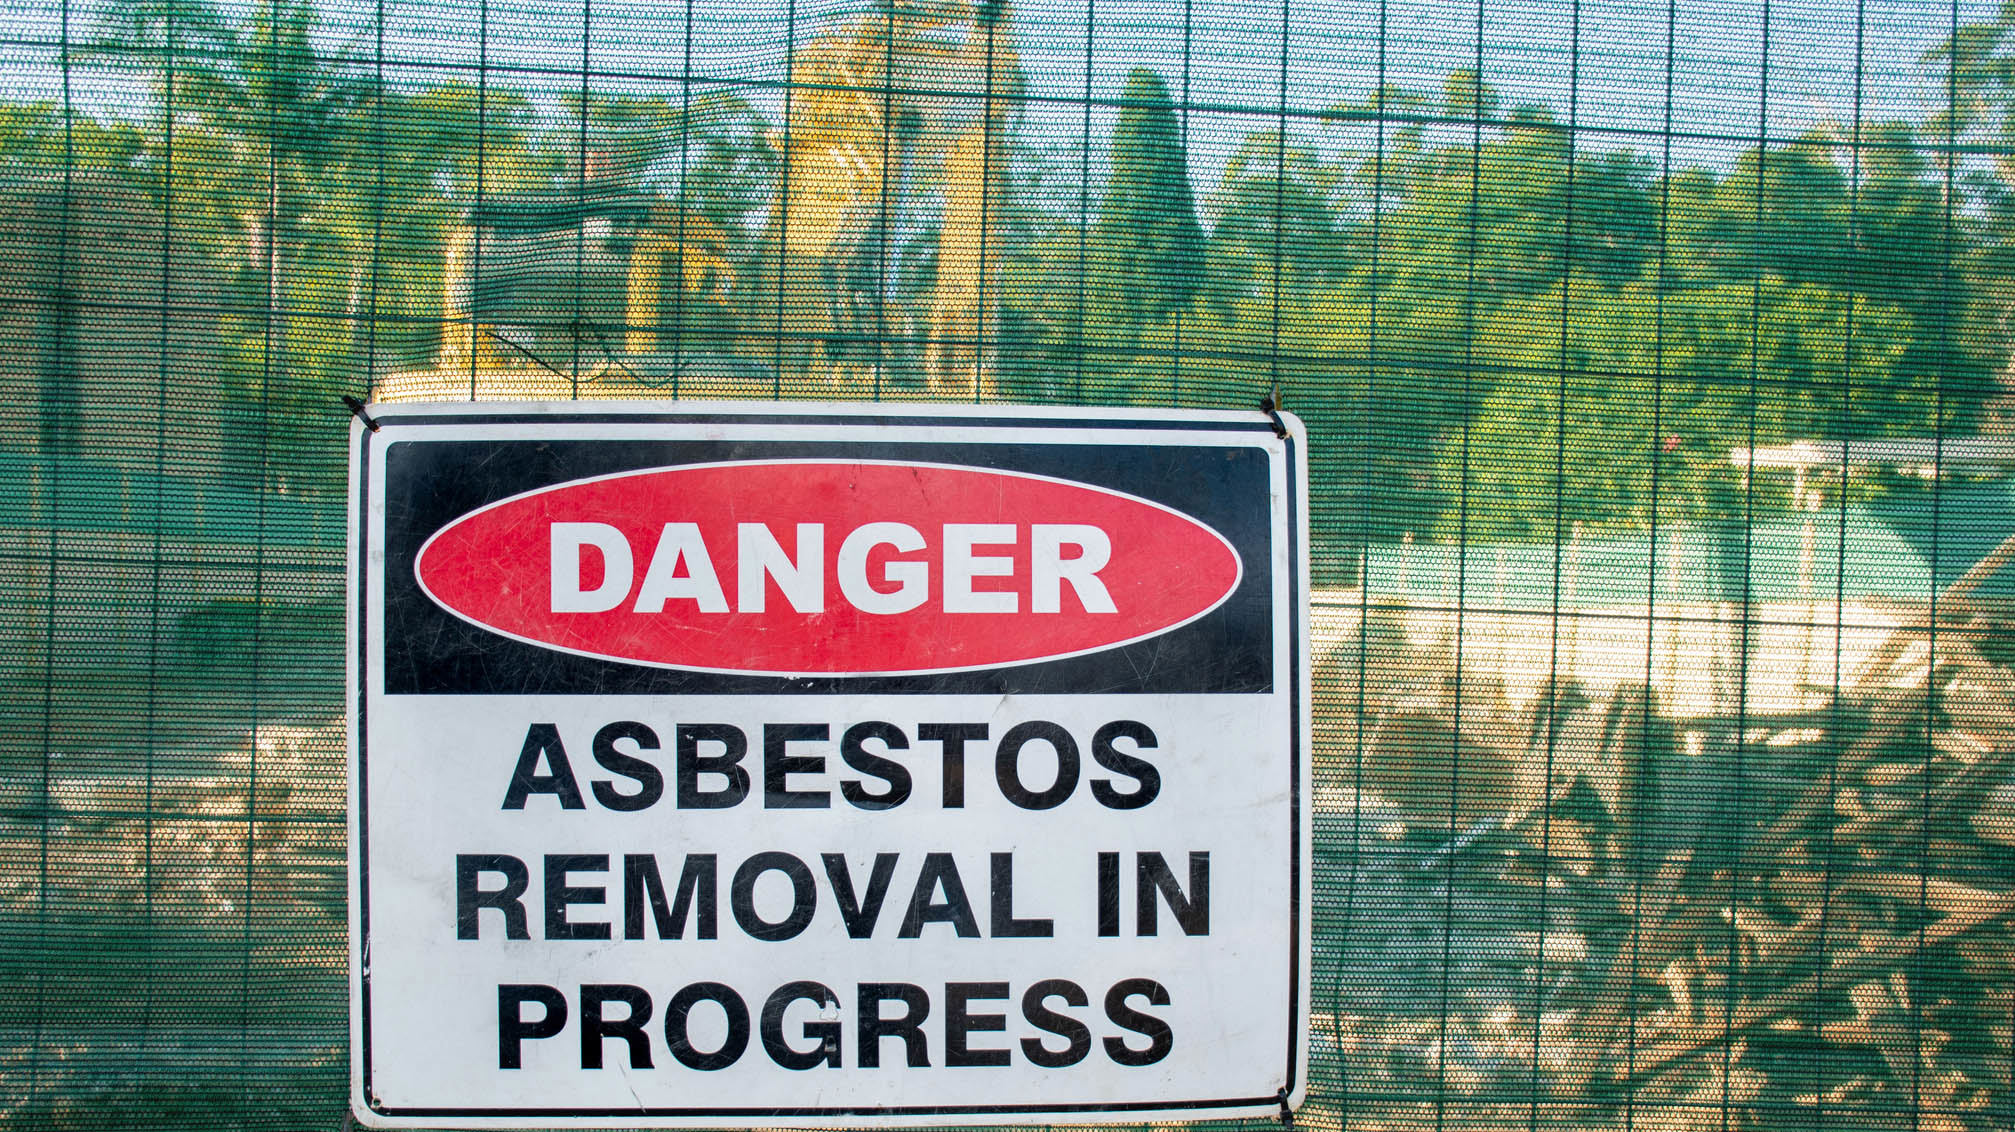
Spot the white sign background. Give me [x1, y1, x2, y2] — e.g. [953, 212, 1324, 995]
[348, 403, 1309, 1127]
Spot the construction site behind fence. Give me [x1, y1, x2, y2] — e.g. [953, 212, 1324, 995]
[2, 0, 2014, 1128]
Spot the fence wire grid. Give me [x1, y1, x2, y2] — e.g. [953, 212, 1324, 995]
[3, 0, 2015, 1127]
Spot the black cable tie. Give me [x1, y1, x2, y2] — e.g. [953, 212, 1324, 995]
[1277, 1086, 1293, 1127]
[1261, 394, 1289, 439]
[342, 395, 380, 432]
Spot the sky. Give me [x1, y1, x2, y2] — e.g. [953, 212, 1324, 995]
[0, 0, 1996, 198]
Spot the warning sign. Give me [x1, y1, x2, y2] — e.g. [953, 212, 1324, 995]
[347, 402, 1309, 1127]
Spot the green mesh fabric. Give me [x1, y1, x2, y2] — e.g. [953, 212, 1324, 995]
[3, 0, 2014, 1127]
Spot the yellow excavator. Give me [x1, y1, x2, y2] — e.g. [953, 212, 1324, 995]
[772, 0, 1021, 396]
[376, 0, 1021, 403]
[378, 188, 756, 401]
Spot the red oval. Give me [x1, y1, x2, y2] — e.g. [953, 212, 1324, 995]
[414, 460, 1243, 676]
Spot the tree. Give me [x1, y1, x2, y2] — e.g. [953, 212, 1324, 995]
[1087, 68, 1203, 359]
[89, 0, 391, 486]
[1664, 137, 1848, 288]
[93, 0, 364, 221]
[1205, 129, 1343, 308]
[1442, 281, 1923, 542]
[1928, 6, 2015, 426]
[1367, 98, 1654, 314]
[1929, 1, 2015, 178]
[1662, 128, 1992, 432]
[0, 103, 149, 174]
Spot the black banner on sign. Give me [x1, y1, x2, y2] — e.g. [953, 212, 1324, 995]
[379, 438, 1276, 696]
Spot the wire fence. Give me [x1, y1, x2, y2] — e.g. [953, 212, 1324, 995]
[2, 0, 2014, 1127]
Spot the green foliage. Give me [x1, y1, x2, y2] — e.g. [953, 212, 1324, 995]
[1444, 281, 1923, 541]
[93, 0, 362, 178]
[0, 103, 150, 173]
[996, 221, 1098, 399]
[3, 4, 2003, 528]
[1001, 69, 1204, 393]
[1365, 106, 1655, 308]
[996, 45, 1993, 545]
[1088, 69, 1204, 358]
[1927, 4, 2015, 429]
[1205, 130, 1343, 307]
